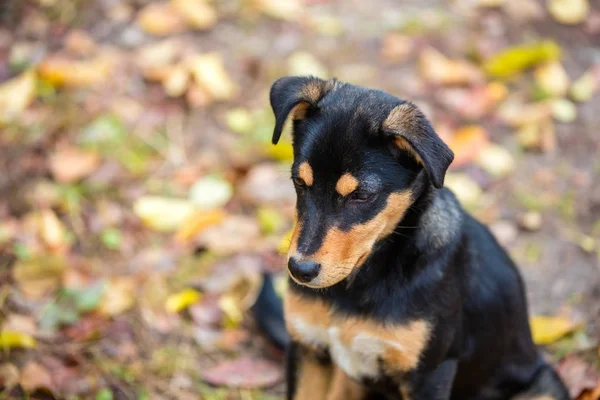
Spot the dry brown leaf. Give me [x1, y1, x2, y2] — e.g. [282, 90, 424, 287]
[448, 125, 489, 167]
[163, 64, 190, 97]
[0, 70, 36, 124]
[516, 120, 556, 153]
[13, 255, 67, 299]
[253, 0, 304, 21]
[20, 362, 54, 393]
[64, 29, 97, 56]
[172, 0, 217, 30]
[50, 146, 100, 183]
[176, 209, 226, 242]
[201, 357, 283, 388]
[419, 47, 483, 86]
[136, 2, 186, 36]
[198, 215, 261, 254]
[380, 34, 414, 64]
[0, 364, 20, 390]
[498, 98, 552, 127]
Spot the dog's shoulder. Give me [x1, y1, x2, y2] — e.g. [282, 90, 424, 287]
[415, 187, 464, 252]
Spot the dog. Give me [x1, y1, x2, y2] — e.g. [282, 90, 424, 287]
[259, 76, 571, 400]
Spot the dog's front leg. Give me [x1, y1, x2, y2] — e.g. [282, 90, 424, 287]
[399, 359, 457, 400]
[287, 340, 333, 400]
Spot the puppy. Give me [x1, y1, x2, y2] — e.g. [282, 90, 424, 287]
[268, 76, 570, 400]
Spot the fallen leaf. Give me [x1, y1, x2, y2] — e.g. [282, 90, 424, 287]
[497, 97, 552, 127]
[0, 70, 36, 124]
[0, 331, 37, 349]
[288, 51, 329, 78]
[570, 68, 599, 102]
[165, 289, 202, 313]
[172, 0, 217, 30]
[201, 357, 282, 388]
[226, 108, 255, 135]
[254, 0, 304, 21]
[137, 39, 182, 72]
[198, 215, 261, 254]
[439, 82, 508, 119]
[189, 176, 233, 210]
[444, 173, 482, 207]
[239, 163, 296, 206]
[277, 228, 294, 254]
[39, 56, 112, 87]
[518, 211, 543, 231]
[475, 143, 515, 178]
[99, 277, 136, 316]
[530, 315, 578, 345]
[188, 53, 238, 101]
[20, 362, 54, 393]
[381, 34, 414, 64]
[264, 140, 294, 161]
[419, 47, 483, 86]
[557, 355, 600, 398]
[133, 196, 197, 231]
[37, 209, 69, 252]
[136, 2, 186, 36]
[176, 209, 226, 242]
[483, 41, 561, 79]
[13, 255, 67, 299]
[534, 62, 570, 97]
[448, 125, 489, 167]
[552, 98, 577, 122]
[0, 363, 20, 390]
[257, 207, 285, 234]
[548, 0, 589, 25]
[162, 64, 190, 97]
[50, 146, 100, 183]
[64, 29, 97, 56]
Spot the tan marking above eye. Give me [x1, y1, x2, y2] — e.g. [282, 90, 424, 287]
[298, 162, 314, 186]
[335, 173, 359, 196]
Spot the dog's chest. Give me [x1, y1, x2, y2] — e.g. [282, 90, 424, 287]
[285, 293, 430, 381]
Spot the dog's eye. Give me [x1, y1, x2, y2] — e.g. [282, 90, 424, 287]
[348, 191, 373, 203]
[293, 177, 306, 187]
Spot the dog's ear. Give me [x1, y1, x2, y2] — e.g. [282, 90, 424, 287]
[270, 76, 333, 144]
[382, 102, 454, 189]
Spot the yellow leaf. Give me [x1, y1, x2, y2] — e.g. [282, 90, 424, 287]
[165, 288, 201, 313]
[38, 56, 112, 88]
[175, 209, 226, 242]
[219, 294, 244, 328]
[133, 196, 197, 232]
[530, 315, 577, 345]
[162, 64, 190, 97]
[548, 0, 589, 25]
[265, 141, 294, 161]
[277, 228, 294, 254]
[0, 70, 36, 125]
[484, 41, 561, 79]
[38, 209, 69, 252]
[570, 69, 598, 102]
[254, 0, 304, 21]
[171, 0, 217, 30]
[534, 62, 570, 97]
[187, 53, 238, 101]
[287, 52, 329, 78]
[0, 331, 36, 349]
[136, 2, 186, 36]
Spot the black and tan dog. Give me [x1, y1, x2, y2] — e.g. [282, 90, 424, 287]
[264, 76, 569, 400]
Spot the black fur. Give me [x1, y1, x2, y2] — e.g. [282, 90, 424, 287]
[258, 77, 569, 400]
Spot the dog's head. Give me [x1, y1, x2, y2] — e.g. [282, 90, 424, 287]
[271, 76, 453, 288]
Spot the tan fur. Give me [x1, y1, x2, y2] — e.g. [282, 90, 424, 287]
[298, 162, 314, 186]
[399, 383, 412, 400]
[394, 137, 424, 166]
[384, 103, 425, 166]
[290, 191, 413, 288]
[294, 357, 332, 400]
[335, 173, 359, 196]
[284, 291, 332, 345]
[338, 318, 431, 373]
[327, 367, 365, 400]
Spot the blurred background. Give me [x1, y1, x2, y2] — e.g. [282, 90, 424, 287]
[0, 0, 599, 399]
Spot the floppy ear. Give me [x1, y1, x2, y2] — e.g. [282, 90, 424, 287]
[270, 76, 333, 144]
[382, 102, 454, 189]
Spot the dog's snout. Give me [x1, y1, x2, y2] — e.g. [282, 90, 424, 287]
[288, 257, 321, 283]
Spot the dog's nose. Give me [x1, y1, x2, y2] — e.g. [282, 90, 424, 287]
[288, 257, 321, 283]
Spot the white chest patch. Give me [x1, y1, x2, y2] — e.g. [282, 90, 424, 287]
[291, 318, 405, 380]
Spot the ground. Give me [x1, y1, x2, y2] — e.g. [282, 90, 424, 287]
[0, 0, 599, 399]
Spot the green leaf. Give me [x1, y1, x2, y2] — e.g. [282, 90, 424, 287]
[96, 388, 114, 400]
[73, 281, 106, 313]
[101, 228, 122, 250]
[483, 41, 561, 79]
